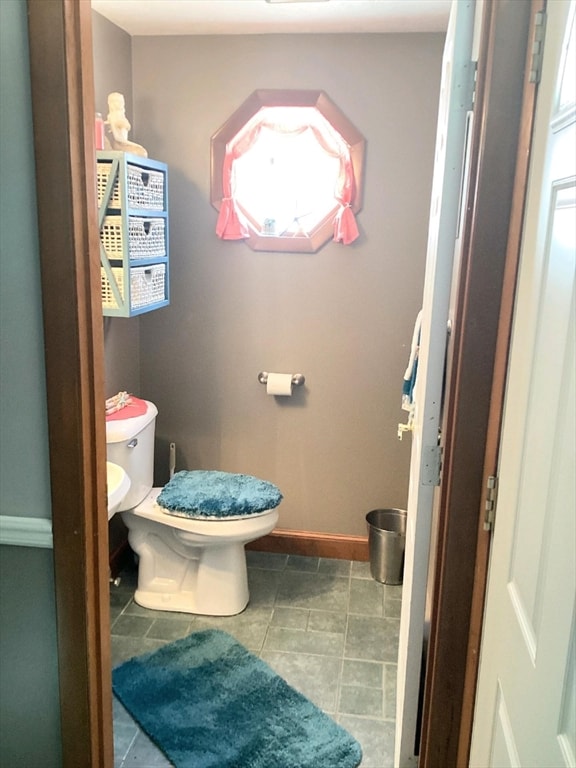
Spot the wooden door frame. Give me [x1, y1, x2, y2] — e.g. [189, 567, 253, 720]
[455, 2, 543, 763]
[27, 1, 112, 765]
[419, 1, 541, 766]
[25, 1, 540, 765]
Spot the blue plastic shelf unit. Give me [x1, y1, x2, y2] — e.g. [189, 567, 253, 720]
[97, 151, 169, 317]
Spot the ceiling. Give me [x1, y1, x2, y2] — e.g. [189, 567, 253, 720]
[90, 0, 452, 36]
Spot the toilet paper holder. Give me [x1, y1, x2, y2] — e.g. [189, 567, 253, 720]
[258, 372, 305, 387]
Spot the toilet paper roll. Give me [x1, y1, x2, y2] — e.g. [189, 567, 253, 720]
[266, 373, 293, 396]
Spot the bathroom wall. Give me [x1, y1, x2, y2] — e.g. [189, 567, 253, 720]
[92, 11, 140, 556]
[91, 22, 443, 537]
[130, 33, 444, 536]
[92, 11, 140, 399]
[0, 1, 62, 764]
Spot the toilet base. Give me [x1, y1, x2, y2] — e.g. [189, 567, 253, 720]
[121, 494, 278, 616]
[132, 539, 249, 616]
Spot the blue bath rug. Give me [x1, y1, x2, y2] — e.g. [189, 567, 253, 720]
[112, 629, 362, 768]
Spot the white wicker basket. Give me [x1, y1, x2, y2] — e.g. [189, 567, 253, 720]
[128, 218, 166, 259]
[100, 216, 166, 260]
[101, 264, 166, 310]
[101, 267, 124, 308]
[97, 161, 165, 211]
[97, 163, 121, 208]
[126, 166, 165, 210]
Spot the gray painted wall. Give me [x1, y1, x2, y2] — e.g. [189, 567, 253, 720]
[0, 1, 61, 765]
[130, 33, 444, 535]
[0, 546, 62, 767]
[0, 0, 51, 520]
[93, 21, 443, 536]
[92, 11, 140, 400]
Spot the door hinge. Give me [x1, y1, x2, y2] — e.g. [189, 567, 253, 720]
[529, 10, 547, 84]
[483, 475, 498, 531]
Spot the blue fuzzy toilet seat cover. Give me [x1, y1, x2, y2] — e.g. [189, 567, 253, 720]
[157, 470, 283, 520]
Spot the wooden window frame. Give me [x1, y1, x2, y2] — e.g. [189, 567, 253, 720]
[210, 89, 365, 252]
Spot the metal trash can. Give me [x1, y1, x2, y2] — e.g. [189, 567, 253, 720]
[366, 508, 407, 585]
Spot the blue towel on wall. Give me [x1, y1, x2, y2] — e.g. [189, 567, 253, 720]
[402, 310, 422, 412]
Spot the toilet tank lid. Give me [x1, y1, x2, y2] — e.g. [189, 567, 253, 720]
[106, 400, 158, 444]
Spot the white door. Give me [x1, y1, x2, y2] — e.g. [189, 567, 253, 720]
[395, 1, 479, 765]
[470, 2, 576, 766]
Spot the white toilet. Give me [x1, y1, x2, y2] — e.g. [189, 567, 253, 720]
[106, 400, 280, 616]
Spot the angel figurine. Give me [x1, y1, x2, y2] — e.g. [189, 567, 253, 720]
[105, 92, 148, 157]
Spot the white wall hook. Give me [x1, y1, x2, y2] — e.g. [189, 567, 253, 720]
[397, 422, 413, 441]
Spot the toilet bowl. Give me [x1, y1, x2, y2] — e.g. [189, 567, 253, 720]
[123, 489, 278, 615]
[106, 400, 281, 616]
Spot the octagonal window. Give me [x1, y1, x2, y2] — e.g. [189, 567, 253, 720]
[211, 90, 365, 253]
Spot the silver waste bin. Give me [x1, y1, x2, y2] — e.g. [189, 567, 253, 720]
[366, 508, 407, 585]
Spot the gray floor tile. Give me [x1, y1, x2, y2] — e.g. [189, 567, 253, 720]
[113, 698, 139, 765]
[111, 614, 155, 638]
[345, 615, 400, 662]
[237, 605, 275, 624]
[271, 606, 309, 629]
[318, 557, 352, 576]
[113, 721, 138, 765]
[146, 618, 192, 641]
[351, 560, 373, 579]
[192, 616, 270, 652]
[339, 684, 384, 718]
[122, 600, 186, 620]
[286, 554, 320, 572]
[246, 551, 287, 570]
[110, 588, 132, 610]
[246, 567, 281, 607]
[307, 609, 347, 634]
[264, 625, 345, 656]
[111, 635, 166, 667]
[349, 578, 385, 617]
[110, 603, 126, 624]
[384, 594, 402, 618]
[384, 585, 403, 602]
[342, 659, 384, 689]
[339, 715, 395, 768]
[261, 650, 341, 713]
[275, 570, 350, 612]
[383, 663, 397, 721]
[120, 730, 172, 766]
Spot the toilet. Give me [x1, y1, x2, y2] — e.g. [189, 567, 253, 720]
[106, 400, 281, 616]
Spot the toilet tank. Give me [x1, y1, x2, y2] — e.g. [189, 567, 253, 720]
[106, 400, 158, 511]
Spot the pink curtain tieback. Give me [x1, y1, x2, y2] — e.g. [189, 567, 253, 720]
[334, 203, 359, 245]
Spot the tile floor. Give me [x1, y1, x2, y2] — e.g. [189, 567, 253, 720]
[110, 551, 401, 768]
